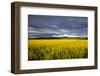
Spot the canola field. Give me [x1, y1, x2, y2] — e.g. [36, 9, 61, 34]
[28, 39, 88, 60]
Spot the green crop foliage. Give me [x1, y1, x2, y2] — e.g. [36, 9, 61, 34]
[28, 39, 88, 60]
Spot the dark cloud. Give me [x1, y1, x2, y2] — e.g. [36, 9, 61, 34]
[28, 15, 88, 38]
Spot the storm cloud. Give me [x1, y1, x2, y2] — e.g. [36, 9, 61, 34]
[28, 15, 88, 38]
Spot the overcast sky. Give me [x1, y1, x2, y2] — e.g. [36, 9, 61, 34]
[28, 15, 88, 38]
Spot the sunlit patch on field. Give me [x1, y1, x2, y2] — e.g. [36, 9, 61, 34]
[28, 39, 88, 60]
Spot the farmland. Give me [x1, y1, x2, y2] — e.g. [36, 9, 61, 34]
[28, 39, 88, 60]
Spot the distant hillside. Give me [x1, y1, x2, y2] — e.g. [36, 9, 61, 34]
[29, 36, 88, 40]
